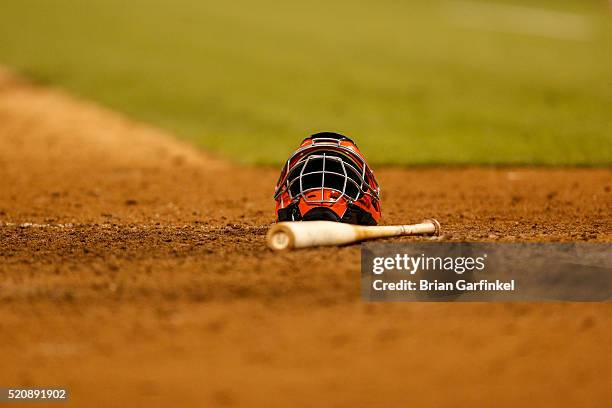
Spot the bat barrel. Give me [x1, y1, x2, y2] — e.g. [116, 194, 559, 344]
[266, 221, 358, 251]
[266, 223, 296, 251]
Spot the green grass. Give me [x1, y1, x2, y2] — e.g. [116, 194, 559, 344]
[0, 0, 610, 165]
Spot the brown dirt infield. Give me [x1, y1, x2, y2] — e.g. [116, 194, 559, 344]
[0, 67, 611, 407]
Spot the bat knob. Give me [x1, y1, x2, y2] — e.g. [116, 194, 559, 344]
[423, 218, 441, 236]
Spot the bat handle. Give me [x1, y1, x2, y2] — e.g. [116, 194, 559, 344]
[415, 218, 441, 236]
[362, 219, 441, 239]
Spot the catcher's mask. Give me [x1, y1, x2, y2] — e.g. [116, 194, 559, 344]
[274, 132, 381, 225]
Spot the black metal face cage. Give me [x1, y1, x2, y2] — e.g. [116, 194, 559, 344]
[274, 144, 380, 205]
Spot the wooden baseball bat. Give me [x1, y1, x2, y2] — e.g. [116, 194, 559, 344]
[266, 219, 441, 251]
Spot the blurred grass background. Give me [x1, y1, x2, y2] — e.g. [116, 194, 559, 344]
[0, 0, 610, 165]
